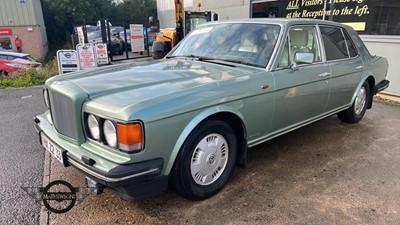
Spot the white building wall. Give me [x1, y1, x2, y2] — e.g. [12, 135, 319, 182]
[156, 0, 250, 29]
[362, 36, 400, 96]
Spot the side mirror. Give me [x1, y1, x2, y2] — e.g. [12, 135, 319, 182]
[294, 52, 314, 64]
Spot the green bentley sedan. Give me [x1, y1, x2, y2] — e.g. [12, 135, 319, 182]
[35, 19, 390, 201]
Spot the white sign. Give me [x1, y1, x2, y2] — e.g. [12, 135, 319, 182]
[56, 50, 79, 74]
[130, 24, 145, 52]
[76, 43, 97, 70]
[95, 43, 109, 65]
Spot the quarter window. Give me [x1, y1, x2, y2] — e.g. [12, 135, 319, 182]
[342, 30, 357, 57]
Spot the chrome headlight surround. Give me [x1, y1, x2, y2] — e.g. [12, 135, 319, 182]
[43, 89, 50, 109]
[87, 114, 100, 140]
[84, 112, 144, 153]
[103, 120, 117, 148]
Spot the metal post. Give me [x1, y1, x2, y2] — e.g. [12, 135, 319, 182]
[123, 21, 128, 59]
[106, 19, 113, 62]
[83, 19, 88, 44]
[146, 22, 150, 57]
[100, 19, 107, 43]
[322, 0, 327, 20]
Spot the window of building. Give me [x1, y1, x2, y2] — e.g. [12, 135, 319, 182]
[0, 37, 12, 50]
[251, 0, 400, 35]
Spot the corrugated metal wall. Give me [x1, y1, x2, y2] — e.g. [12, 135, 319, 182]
[0, 0, 44, 26]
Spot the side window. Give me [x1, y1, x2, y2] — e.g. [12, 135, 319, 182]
[288, 26, 321, 65]
[342, 30, 357, 57]
[320, 26, 355, 61]
[0, 55, 7, 60]
[7, 56, 16, 60]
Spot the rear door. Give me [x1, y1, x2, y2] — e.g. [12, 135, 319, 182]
[319, 25, 364, 111]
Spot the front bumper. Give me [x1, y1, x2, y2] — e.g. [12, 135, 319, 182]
[34, 115, 168, 201]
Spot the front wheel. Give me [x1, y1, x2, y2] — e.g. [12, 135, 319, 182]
[337, 81, 370, 123]
[152, 50, 166, 59]
[172, 120, 238, 200]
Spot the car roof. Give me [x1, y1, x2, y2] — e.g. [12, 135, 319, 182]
[205, 18, 351, 29]
[0, 51, 30, 57]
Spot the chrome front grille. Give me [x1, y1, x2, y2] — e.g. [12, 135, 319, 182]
[49, 90, 78, 140]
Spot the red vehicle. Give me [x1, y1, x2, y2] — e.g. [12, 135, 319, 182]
[0, 52, 41, 75]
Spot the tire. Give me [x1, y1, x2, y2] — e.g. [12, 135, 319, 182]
[337, 81, 370, 123]
[0, 71, 8, 76]
[172, 120, 238, 200]
[152, 50, 165, 59]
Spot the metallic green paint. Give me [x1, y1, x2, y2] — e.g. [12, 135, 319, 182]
[36, 19, 389, 186]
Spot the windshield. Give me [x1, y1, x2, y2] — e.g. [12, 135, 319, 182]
[88, 31, 102, 40]
[187, 17, 208, 33]
[169, 23, 281, 67]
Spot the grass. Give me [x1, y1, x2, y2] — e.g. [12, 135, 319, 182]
[0, 58, 59, 89]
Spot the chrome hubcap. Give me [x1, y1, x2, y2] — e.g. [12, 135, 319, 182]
[190, 133, 229, 186]
[354, 86, 367, 115]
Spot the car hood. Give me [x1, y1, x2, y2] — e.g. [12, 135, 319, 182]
[47, 59, 260, 120]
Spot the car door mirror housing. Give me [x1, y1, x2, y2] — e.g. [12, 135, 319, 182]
[294, 52, 314, 64]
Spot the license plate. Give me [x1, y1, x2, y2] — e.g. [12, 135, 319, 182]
[41, 132, 64, 163]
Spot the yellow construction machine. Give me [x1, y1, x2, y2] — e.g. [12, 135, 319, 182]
[152, 1, 218, 59]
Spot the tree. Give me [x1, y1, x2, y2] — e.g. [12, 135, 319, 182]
[41, 0, 157, 46]
[42, 0, 117, 45]
[115, 0, 157, 24]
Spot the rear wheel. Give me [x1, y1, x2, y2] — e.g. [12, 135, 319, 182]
[337, 81, 370, 123]
[172, 120, 237, 200]
[0, 71, 8, 76]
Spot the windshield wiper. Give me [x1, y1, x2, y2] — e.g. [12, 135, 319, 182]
[185, 56, 261, 67]
[216, 59, 262, 67]
[180, 55, 216, 61]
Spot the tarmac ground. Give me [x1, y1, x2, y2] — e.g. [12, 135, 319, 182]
[39, 99, 400, 225]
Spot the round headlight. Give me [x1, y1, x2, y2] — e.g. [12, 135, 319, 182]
[43, 89, 50, 108]
[103, 120, 117, 148]
[87, 115, 100, 140]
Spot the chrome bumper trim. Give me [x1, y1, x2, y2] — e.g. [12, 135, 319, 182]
[67, 158, 160, 183]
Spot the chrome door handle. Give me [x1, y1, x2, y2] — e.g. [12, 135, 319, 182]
[318, 72, 331, 78]
[356, 65, 364, 69]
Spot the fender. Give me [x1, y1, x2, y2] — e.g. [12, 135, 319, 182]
[348, 73, 373, 107]
[163, 105, 246, 175]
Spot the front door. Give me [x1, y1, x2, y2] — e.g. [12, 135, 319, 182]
[270, 25, 331, 133]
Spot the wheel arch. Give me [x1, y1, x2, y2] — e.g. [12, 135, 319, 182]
[164, 106, 248, 175]
[349, 75, 375, 109]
